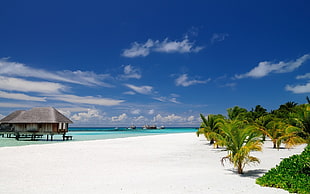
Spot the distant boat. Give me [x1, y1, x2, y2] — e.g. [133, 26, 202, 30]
[159, 125, 165, 129]
[143, 125, 157, 129]
[127, 125, 136, 129]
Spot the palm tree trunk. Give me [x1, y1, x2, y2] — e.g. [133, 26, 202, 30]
[237, 162, 243, 174]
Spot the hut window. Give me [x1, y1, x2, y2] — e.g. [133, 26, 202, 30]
[58, 123, 67, 130]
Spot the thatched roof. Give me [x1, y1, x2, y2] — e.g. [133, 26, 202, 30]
[0, 107, 73, 124]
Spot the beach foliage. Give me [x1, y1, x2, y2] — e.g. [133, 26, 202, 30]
[256, 145, 310, 194]
[220, 120, 262, 174]
[198, 99, 310, 175]
[197, 114, 224, 146]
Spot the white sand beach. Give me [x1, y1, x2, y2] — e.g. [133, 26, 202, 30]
[0, 133, 306, 194]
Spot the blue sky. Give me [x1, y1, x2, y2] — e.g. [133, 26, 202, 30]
[0, 0, 310, 127]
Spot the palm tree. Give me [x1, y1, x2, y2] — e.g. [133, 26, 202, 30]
[251, 105, 268, 120]
[264, 119, 286, 149]
[219, 120, 262, 174]
[254, 114, 274, 141]
[274, 101, 298, 119]
[262, 118, 305, 149]
[197, 114, 224, 146]
[289, 104, 310, 142]
[227, 106, 248, 120]
[278, 125, 306, 148]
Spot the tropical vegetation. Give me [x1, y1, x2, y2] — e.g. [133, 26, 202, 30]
[197, 98, 309, 175]
[256, 145, 310, 194]
[219, 120, 262, 174]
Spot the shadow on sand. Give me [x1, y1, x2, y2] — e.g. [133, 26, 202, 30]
[226, 169, 267, 179]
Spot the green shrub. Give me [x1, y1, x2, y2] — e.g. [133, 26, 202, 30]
[256, 145, 310, 194]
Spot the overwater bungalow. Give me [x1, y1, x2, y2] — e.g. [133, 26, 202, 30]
[0, 107, 73, 141]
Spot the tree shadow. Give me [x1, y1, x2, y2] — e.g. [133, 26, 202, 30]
[225, 169, 267, 179]
[240, 169, 268, 178]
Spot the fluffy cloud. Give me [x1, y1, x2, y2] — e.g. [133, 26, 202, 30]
[111, 113, 127, 122]
[49, 94, 124, 106]
[130, 109, 141, 115]
[148, 109, 155, 115]
[119, 65, 141, 79]
[175, 74, 210, 87]
[0, 58, 112, 87]
[152, 114, 184, 123]
[296, 73, 310, 79]
[71, 109, 103, 121]
[122, 37, 203, 58]
[121, 39, 154, 58]
[187, 116, 196, 122]
[236, 54, 310, 79]
[0, 91, 46, 101]
[154, 38, 203, 53]
[125, 84, 153, 95]
[0, 76, 66, 93]
[285, 82, 310, 94]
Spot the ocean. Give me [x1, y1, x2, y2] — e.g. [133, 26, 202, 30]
[0, 127, 198, 147]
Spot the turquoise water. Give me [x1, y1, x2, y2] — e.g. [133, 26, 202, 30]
[0, 127, 197, 147]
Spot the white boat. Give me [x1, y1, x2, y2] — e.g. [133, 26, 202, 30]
[127, 125, 136, 129]
[142, 125, 157, 129]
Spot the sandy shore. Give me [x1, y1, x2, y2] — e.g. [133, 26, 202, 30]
[0, 133, 306, 194]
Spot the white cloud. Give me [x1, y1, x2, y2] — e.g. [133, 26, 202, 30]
[49, 94, 124, 106]
[111, 113, 127, 122]
[152, 114, 184, 123]
[125, 84, 153, 95]
[285, 82, 310, 94]
[71, 109, 103, 121]
[130, 109, 141, 115]
[210, 33, 229, 43]
[187, 115, 195, 122]
[296, 73, 310, 79]
[175, 74, 210, 87]
[120, 65, 141, 79]
[153, 96, 180, 104]
[236, 54, 310, 79]
[148, 109, 155, 115]
[154, 37, 203, 53]
[133, 116, 146, 122]
[121, 39, 154, 57]
[0, 91, 46, 101]
[170, 98, 180, 104]
[57, 70, 112, 87]
[0, 58, 112, 87]
[123, 91, 136, 95]
[0, 76, 66, 93]
[122, 37, 203, 58]
[0, 103, 30, 108]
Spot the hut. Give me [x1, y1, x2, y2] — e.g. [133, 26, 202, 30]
[0, 107, 73, 140]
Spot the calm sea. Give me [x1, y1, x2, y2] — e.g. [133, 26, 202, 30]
[0, 127, 197, 147]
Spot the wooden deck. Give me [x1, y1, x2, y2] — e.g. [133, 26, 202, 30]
[0, 132, 73, 141]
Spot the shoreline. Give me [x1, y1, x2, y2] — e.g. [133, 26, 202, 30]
[0, 133, 306, 194]
[0, 128, 197, 148]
